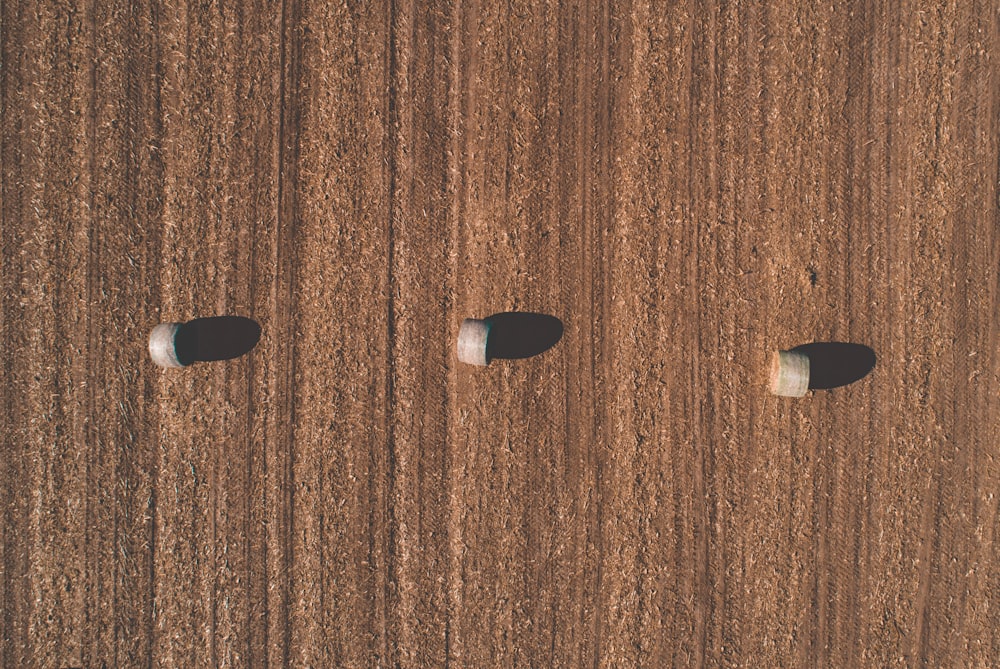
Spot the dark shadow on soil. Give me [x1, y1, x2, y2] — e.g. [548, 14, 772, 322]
[173, 316, 261, 365]
[484, 312, 563, 361]
[791, 342, 877, 390]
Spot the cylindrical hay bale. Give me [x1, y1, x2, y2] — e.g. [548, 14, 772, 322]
[769, 350, 810, 397]
[457, 318, 491, 366]
[149, 323, 188, 368]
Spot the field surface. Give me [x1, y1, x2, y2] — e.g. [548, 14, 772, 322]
[2, 0, 998, 666]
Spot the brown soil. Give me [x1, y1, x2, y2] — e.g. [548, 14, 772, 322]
[2, 0, 998, 666]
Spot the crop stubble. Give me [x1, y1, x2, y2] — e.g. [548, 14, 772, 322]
[1, 0, 997, 666]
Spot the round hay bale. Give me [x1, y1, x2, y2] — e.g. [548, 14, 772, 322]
[769, 350, 810, 397]
[148, 323, 188, 368]
[457, 318, 491, 366]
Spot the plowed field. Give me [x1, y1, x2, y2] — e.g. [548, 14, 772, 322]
[2, 0, 998, 666]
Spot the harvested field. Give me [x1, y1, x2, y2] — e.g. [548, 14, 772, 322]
[2, 0, 998, 666]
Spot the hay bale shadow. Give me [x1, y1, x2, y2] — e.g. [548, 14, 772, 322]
[173, 316, 261, 365]
[791, 342, 877, 390]
[484, 312, 563, 361]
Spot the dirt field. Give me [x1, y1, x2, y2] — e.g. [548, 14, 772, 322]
[2, 0, 998, 666]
